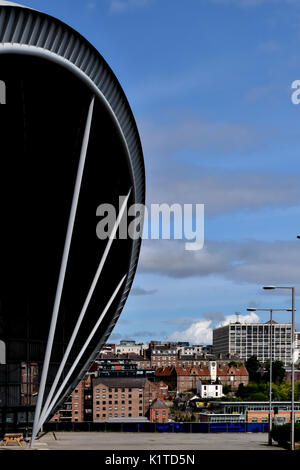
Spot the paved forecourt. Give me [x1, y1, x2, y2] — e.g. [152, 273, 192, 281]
[15, 432, 286, 451]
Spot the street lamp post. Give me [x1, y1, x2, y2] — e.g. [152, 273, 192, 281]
[247, 307, 293, 446]
[263, 286, 296, 451]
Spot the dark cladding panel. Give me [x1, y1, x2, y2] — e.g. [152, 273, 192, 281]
[0, 1, 145, 431]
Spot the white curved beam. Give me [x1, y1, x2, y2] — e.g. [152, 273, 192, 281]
[37, 274, 127, 431]
[37, 189, 131, 430]
[30, 96, 95, 448]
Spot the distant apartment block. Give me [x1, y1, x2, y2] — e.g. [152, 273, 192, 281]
[96, 354, 154, 379]
[114, 340, 147, 356]
[213, 321, 293, 366]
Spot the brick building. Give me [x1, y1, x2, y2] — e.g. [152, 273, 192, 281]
[216, 364, 249, 391]
[51, 375, 92, 423]
[20, 362, 38, 406]
[98, 353, 151, 371]
[156, 381, 169, 400]
[149, 398, 169, 423]
[155, 364, 248, 393]
[92, 377, 159, 421]
[96, 354, 153, 378]
[149, 346, 178, 369]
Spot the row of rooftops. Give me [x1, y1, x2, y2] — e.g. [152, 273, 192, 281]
[98, 351, 242, 362]
[155, 365, 249, 377]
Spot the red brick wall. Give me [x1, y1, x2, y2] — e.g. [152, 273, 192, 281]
[149, 407, 169, 423]
[93, 380, 160, 421]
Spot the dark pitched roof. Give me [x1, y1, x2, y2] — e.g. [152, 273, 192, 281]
[93, 377, 148, 388]
[150, 398, 168, 410]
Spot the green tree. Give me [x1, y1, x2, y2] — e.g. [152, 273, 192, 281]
[296, 381, 300, 400]
[245, 355, 261, 382]
[265, 360, 285, 385]
[236, 381, 269, 401]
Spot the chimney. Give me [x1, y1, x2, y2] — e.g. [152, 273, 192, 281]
[218, 353, 222, 359]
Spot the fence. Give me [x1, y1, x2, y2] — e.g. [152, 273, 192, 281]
[42, 421, 269, 434]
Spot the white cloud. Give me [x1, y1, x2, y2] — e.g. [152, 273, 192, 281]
[109, 0, 150, 13]
[138, 239, 300, 287]
[140, 117, 264, 156]
[217, 312, 260, 326]
[169, 319, 213, 345]
[139, 117, 300, 216]
[168, 312, 260, 345]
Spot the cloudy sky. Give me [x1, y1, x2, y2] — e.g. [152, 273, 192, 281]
[29, 0, 300, 344]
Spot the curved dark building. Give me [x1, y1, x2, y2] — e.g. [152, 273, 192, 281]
[0, 1, 145, 437]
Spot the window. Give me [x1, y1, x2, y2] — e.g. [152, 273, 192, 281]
[251, 418, 258, 423]
[0, 80, 6, 104]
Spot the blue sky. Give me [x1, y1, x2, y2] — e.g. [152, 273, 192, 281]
[25, 0, 300, 343]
